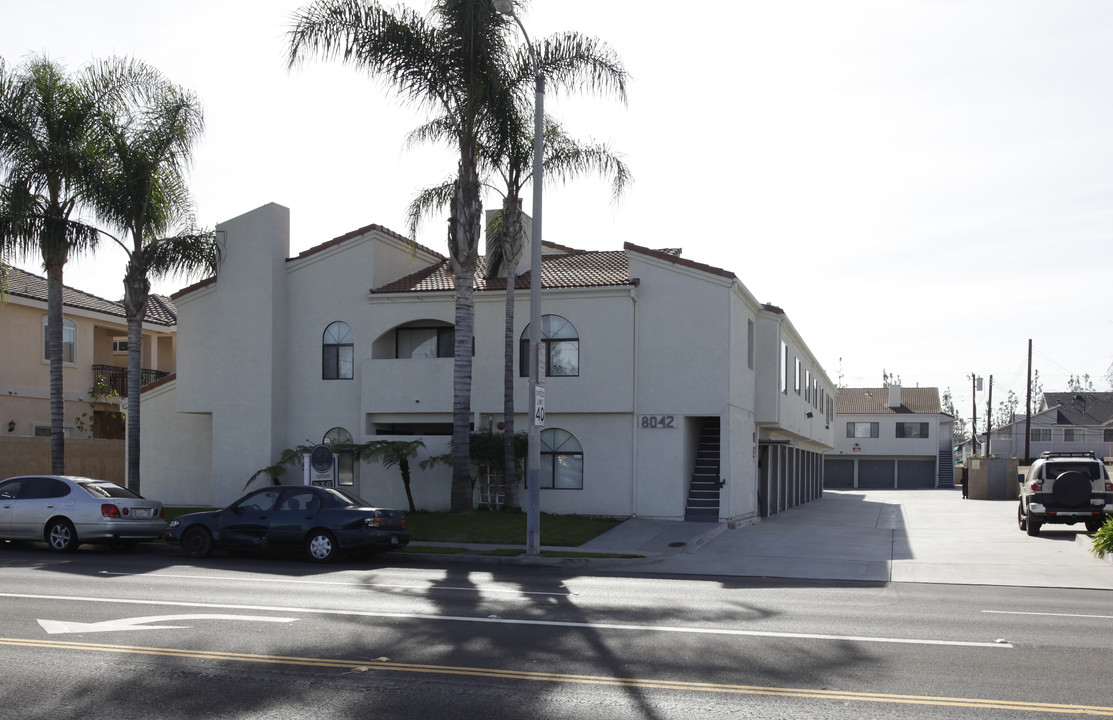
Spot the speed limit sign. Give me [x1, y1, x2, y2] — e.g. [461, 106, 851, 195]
[533, 386, 546, 427]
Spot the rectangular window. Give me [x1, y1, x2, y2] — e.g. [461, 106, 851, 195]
[1063, 428, 1086, 442]
[541, 452, 584, 489]
[747, 319, 754, 370]
[804, 370, 811, 403]
[780, 342, 788, 394]
[1031, 428, 1051, 442]
[42, 317, 76, 364]
[994, 428, 1012, 439]
[794, 357, 801, 394]
[112, 337, 128, 353]
[847, 422, 879, 439]
[397, 327, 453, 359]
[323, 345, 354, 379]
[895, 422, 929, 439]
[1105, 429, 1113, 443]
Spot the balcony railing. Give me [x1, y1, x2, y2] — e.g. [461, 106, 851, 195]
[92, 364, 170, 397]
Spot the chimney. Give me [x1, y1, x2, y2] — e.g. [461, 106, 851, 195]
[888, 384, 902, 409]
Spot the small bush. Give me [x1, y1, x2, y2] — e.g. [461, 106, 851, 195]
[1091, 516, 1113, 559]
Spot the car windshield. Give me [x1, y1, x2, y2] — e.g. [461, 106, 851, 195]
[80, 482, 142, 499]
[1048, 462, 1103, 480]
[319, 487, 374, 508]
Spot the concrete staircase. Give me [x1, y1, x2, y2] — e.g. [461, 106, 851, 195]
[685, 418, 721, 522]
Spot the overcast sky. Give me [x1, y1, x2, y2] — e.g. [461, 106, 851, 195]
[4, 0, 1112, 428]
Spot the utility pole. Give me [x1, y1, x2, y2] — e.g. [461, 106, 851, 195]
[986, 375, 994, 458]
[1024, 339, 1032, 462]
[971, 373, 979, 455]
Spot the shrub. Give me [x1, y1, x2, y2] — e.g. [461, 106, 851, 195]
[1092, 516, 1113, 559]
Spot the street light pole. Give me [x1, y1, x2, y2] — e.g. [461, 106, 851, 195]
[494, 0, 544, 555]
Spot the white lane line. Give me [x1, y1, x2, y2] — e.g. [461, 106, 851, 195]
[1, 592, 1011, 649]
[984, 610, 1113, 620]
[96, 571, 570, 597]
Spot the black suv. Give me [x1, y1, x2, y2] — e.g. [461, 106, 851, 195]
[1018, 451, 1113, 536]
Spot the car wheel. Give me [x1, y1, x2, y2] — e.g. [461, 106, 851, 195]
[306, 530, 338, 563]
[46, 519, 79, 553]
[181, 526, 215, 558]
[1086, 518, 1106, 533]
[1026, 514, 1042, 537]
[1017, 502, 1027, 531]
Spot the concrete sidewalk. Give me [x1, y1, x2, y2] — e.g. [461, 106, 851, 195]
[576, 489, 1113, 589]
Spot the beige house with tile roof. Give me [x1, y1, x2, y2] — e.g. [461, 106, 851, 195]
[0, 266, 177, 440]
[825, 386, 956, 489]
[141, 203, 836, 521]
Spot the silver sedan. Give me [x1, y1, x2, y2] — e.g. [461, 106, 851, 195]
[0, 475, 167, 552]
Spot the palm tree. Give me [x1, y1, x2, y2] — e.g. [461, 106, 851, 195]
[0, 56, 106, 472]
[364, 439, 426, 512]
[86, 60, 218, 494]
[288, 0, 518, 511]
[410, 115, 629, 504]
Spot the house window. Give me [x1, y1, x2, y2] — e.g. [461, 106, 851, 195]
[994, 428, 1012, 440]
[847, 422, 879, 439]
[540, 428, 583, 489]
[896, 422, 929, 439]
[520, 315, 578, 377]
[780, 342, 788, 394]
[1063, 428, 1086, 443]
[322, 322, 354, 380]
[1104, 429, 1113, 443]
[33, 425, 75, 439]
[112, 337, 128, 354]
[804, 370, 811, 402]
[42, 316, 76, 364]
[747, 319, 754, 370]
[794, 357, 801, 394]
[323, 427, 355, 486]
[396, 326, 454, 359]
[1031, 428, 1051, 442]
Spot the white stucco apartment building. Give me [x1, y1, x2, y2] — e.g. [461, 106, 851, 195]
[824, 386, 955, 489]
[140, 203, 835, 522]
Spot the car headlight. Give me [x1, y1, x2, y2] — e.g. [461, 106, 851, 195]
[169, 519, 180, 528]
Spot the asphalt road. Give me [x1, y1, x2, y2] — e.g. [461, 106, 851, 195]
[2, 544, 1113, 719]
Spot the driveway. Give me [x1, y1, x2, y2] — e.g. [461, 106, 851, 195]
[583, 489, 1113, 589]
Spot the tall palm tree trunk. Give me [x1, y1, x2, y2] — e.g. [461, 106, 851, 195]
[123, 262, 149, 493]
[45, 261, 66, 473]
[502, 251, 518, 507]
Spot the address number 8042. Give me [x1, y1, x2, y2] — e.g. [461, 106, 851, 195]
[639, 415, 675, 429]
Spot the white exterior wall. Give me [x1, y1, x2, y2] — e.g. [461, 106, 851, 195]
[831, 413, 943, 456]
[139, 380, 213, 505]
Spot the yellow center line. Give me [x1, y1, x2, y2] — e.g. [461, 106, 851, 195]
[3, 637, 1111, 716]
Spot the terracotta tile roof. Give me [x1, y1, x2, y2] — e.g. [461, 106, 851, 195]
[290, 222, 445, 262]
[4, 266, 176, 327]
[836, 387, 942, 415]
[370, 249, 636, 294]
[624, 242, 735, 279]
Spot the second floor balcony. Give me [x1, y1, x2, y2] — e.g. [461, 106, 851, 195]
[92, 364, 171, 397]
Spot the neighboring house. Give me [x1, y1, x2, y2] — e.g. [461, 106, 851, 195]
[824, 386, 955, 489]
[141, 202, 836, 522]
[976, 392, 1113, 461]
[0, 266, 176, 440]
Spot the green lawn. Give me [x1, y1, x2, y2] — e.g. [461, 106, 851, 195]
[404, 511, 621, 547]
[163, 507, 622, 548]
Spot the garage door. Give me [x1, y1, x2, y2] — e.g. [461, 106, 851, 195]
[857, 459, 895, 489]
[897, 459, 935, 488]
[824, 459, 855, 488]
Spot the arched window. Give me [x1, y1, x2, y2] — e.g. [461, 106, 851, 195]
[42, 316, 76, 364]
[540, 428, 583, 489]
[520, 314, 578, 377]
[322, 322, 353, 380]
[323, 427, 355, 486]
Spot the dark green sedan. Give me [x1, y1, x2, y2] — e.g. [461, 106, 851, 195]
[165, 485, 408, 562]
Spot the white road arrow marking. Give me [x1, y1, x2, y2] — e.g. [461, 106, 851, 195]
[37, 614, 297, 635]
